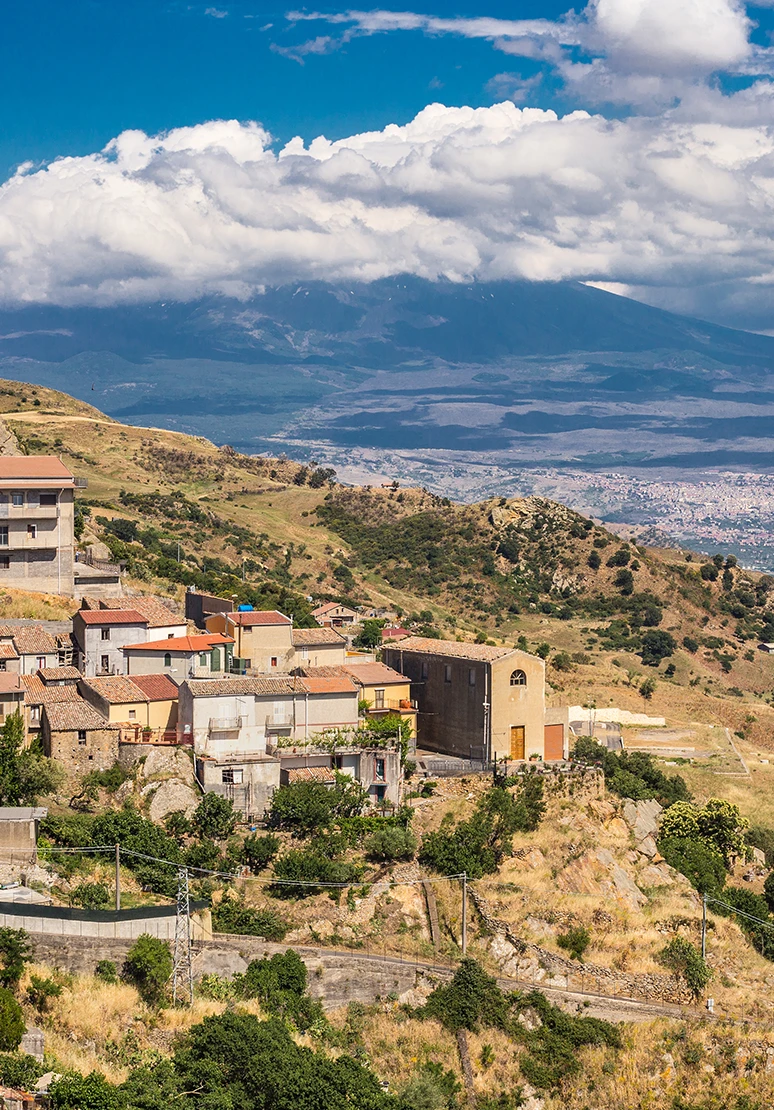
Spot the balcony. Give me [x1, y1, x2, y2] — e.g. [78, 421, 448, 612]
[209, 716, 243, 733]
[265, 714, 293, 730]
[369, 699, 418, 714]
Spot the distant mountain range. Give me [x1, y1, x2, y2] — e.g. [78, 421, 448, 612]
[1, 277, 773, 473]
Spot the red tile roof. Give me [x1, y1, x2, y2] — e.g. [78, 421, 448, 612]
[77, 609, 148, 626]
[0, 626, 58, 655]
[341, 662, 409, 686]
[292, 628, 346, 646]
[82, 676, 149, 705]
[382, 627, 410, 641]
[227, 610, 291, 627]
[0, 457, 74, 480]
[301, 675, 357, 695]
[94, 597, 185, 628]
[123, 633, 233, 653]
[0, 675, 23, 695]
[286, 766, 336, 784]
[0, 644, 18, 660]
[38, 666, 81, 682]
[22, 676, 81, 705]
[128, 674, 179, 701]
[43, 700, 116, 731]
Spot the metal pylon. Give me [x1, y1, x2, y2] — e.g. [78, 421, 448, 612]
[172, 866, 193, 1006]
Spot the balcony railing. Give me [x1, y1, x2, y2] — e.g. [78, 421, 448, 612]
[369, 699, 417, 713]
[265, 714, 294, 729]
[209, 716, 243, 732]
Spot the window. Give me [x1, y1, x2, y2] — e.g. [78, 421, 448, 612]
[468, 668, 476, 686]
[199, 652, 208, 666]
[373, 784, 387, 802]
[27, 525, 37, 539]
[128, 709, 136, 720]
[421, 661, 429, 679]
[374, 688, 385, 709]
[0, 529, 8, 548]
[375, 758, 386, 781]
[0, 661, 6, 672]
[77, 729, 87, 745]
[164, 652, 172, 668]
[30, 706, 40, 723]
[510, 670, 527, 687]
[271, 656, 278, 668]
[39, 494, 57, 507]
[11, 494, 23, 507]
[37, 656, 46, 670]
[444, 664, 452, 684]
[101, 628, 110, 641]
[0, 558, 8, 571]
[222, 767, 244, 784]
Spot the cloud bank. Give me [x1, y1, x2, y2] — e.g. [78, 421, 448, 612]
[3, 101, 774, 316]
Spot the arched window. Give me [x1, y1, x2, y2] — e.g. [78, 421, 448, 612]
[163, 652, 172, 668]
[510, 669, 527, 687]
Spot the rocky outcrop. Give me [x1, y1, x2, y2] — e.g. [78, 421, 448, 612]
[470, 888, 692, 1005]
[0, 418, 21, 456]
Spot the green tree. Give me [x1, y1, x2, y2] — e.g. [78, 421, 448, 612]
[192, 793, 238, 841]
[243, 833, 280, 873]
[354, 619, 385, 649]
[0, 988, 24, 1052]
[659, 799, 747, 866]
[657, 938, 712, 999]
[364, 826, 417, 862]
[0, 928, 30, 990]
[123, 934, 172, 1007]
[0, 1052, 45, 1090]
[27, 973, 62, 1013]
[424, 959, 511, 1033]
[48, 1071, 123, 1110]
[0, 712, 63, 805]
[268, 775, 367, 833]
[614, 568, 634, 595]
[587, 550, 601, 570]
[659, 838, 726, 896]
[71, 881, 110, 910]
[212, 895, 288, 940]
[640, 630, 676, 666]
[639, 675, 657, 700]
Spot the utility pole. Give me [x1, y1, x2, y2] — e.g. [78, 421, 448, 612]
[461, 872, 467, 956]
[701, 893, 707, 959]
[115, 844, 121, 912]
[172, 867, 193, 1006]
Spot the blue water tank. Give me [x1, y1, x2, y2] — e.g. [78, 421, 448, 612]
[237, 604, 254, 612]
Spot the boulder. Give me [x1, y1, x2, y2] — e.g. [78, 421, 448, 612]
[148, 779, 199, 823]
[623, 798, 663, 844]
[557, 847, 647, 911]
[142, 746, 196, 783]
[638, 835, 657, 858]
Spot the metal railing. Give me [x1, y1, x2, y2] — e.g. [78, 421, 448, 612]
[209, 716, 243, 732]
[265, 714, 294, 729]
[370, 699, 418, 712]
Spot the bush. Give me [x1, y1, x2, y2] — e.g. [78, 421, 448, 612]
[71, 881, 111, 909]
[640, 629, 676, 665]
[192, 793, 238, 841]
[48, 1071, 124, 1110]
[614, 569, 634, 595]
[0, 988, 24, 1052]
[243, 833, 280, 873]
[123, 934, 173, 1007]
[0, 928, 30, 990]
[572, 738, 689, 807]
[657, 938, 712, 999]
[659, 799, 747, 866]
[95, 960, 118, 984]
[720, 886, 774, 959]
[27, 973, 62, 1013]
[659, 838, 726, 896]
[212, 895, 289, 940]
[682, 636, 699, 653]
[748, 825, 774, 868]
[267, 776, 367, 833]
[424, 959, 512, 1033]
[272, 848, 361, 896]
[235, 951, 324, 1031]
[0, 1052, 45, 1090]
[364, 826, 417, 862]
[557, 925, 590, 961]
[401, 1064, 461, 1110]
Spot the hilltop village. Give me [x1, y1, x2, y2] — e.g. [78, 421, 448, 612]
[1, 389, 774, 1109]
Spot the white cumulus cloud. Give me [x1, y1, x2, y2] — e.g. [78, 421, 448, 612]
[3, 104, 774, 314]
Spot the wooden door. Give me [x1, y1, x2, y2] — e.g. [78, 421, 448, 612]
[544, 724, 565, 761]
[510, 725, 525, 760]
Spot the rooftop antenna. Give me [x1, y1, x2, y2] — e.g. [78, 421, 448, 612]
[172, 866, 193, 1006]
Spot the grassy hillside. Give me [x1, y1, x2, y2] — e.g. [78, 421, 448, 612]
[4, 377, 774, 749]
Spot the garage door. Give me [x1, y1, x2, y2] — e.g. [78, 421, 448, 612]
[544, 724, 565, 761]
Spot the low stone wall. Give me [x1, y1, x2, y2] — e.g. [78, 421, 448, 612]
[470, 889, 691, 1005]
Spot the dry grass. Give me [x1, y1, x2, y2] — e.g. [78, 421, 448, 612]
[0, 586, 76, 621]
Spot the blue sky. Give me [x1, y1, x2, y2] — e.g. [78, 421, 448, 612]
[4, 0, 774, 328]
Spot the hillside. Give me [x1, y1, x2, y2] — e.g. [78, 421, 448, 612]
[4, 377, 774, 754]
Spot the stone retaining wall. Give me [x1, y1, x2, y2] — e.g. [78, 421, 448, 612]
[470, 888, 691, 1005]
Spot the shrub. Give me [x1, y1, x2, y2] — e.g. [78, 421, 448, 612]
[364, 826, 417, 862]
[659, 799, 747, 866]
[48, 1071, 124, 1110]
[268, 776, 367, 833]
[95, 960, 118, 984]
[552, 652, 574, 672]
[424, 959, 512, 1033]
[659, 838, 726, 896]
[123, 934, 173, 1007]
[719, 886, 774, 959]
[243, 833, 280, 873]
[587, 550, 601, 570]
[401, 1064, 461, 1110]
[657, 938, 712, 999]
[640, 629, 676, 665]
[614, 569, 634, 595]
[748, 825, 774, 868]
[164, 811, 192, 839]
[573, 738, 689, 806]
[0, 988, 24, 1052]
[212, 895, 289, 940]
[0, 1052, 45, 1090]
[71, 881, 110, 909]
[683, 636, 699, 653]
[557, 925, 590, 961]
[236, 951, 324, 1032]
[192, 793, 238, 841]
[27, 973, 62, 1013]
[0, 927, 30, 990]
[272, 848, 361, 896]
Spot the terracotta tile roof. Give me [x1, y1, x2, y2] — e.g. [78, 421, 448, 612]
[123, 633, 234, 653]
[341, 662, 409, 686]
[227, 610, 291, 627]
[0, 644, 18, 660]
[301, 675, 358, 695]
[128, 674, 179, 701]
[292, 627, 346, 647]
[76, 609, 147, 626]
[386, 636, 523, 662]
[82, 676, 149, 705]
[0, 457, 74, 480]
[43, 700, 116, 732]
[312, 602, 357, 617]
[382, 627, 410, 640]
[22, 675, 81, 705]
[286, 766, 336, 784]
[0, 675, 23, 695]
[0, 627, 58, 655]
[95, 597, 185, 628]
[38, 666, 80, 682]
[185, 676, 306, 697]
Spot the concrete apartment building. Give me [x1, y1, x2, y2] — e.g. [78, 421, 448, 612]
[0, 456, 81, 595]
[80, 596, 186, 639]
[383, 637, 556, 762]
[298, 661, 418, 740]
[73, 609, 150, 677]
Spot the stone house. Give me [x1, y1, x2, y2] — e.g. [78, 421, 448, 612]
[0, 455, 80, 596]
[21, 673, 81, 742]
[122, 632, 234, 682]
[291, 627, 347, 668]
[79, 596, 186, 639]
[72, 609, 150, 677]
[383, 636, 554, 762]
[41, 699, 120, 773]
[0, 675, 25, 730]
[0, 626, 59, 675]
[79, 674, 178, 738]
